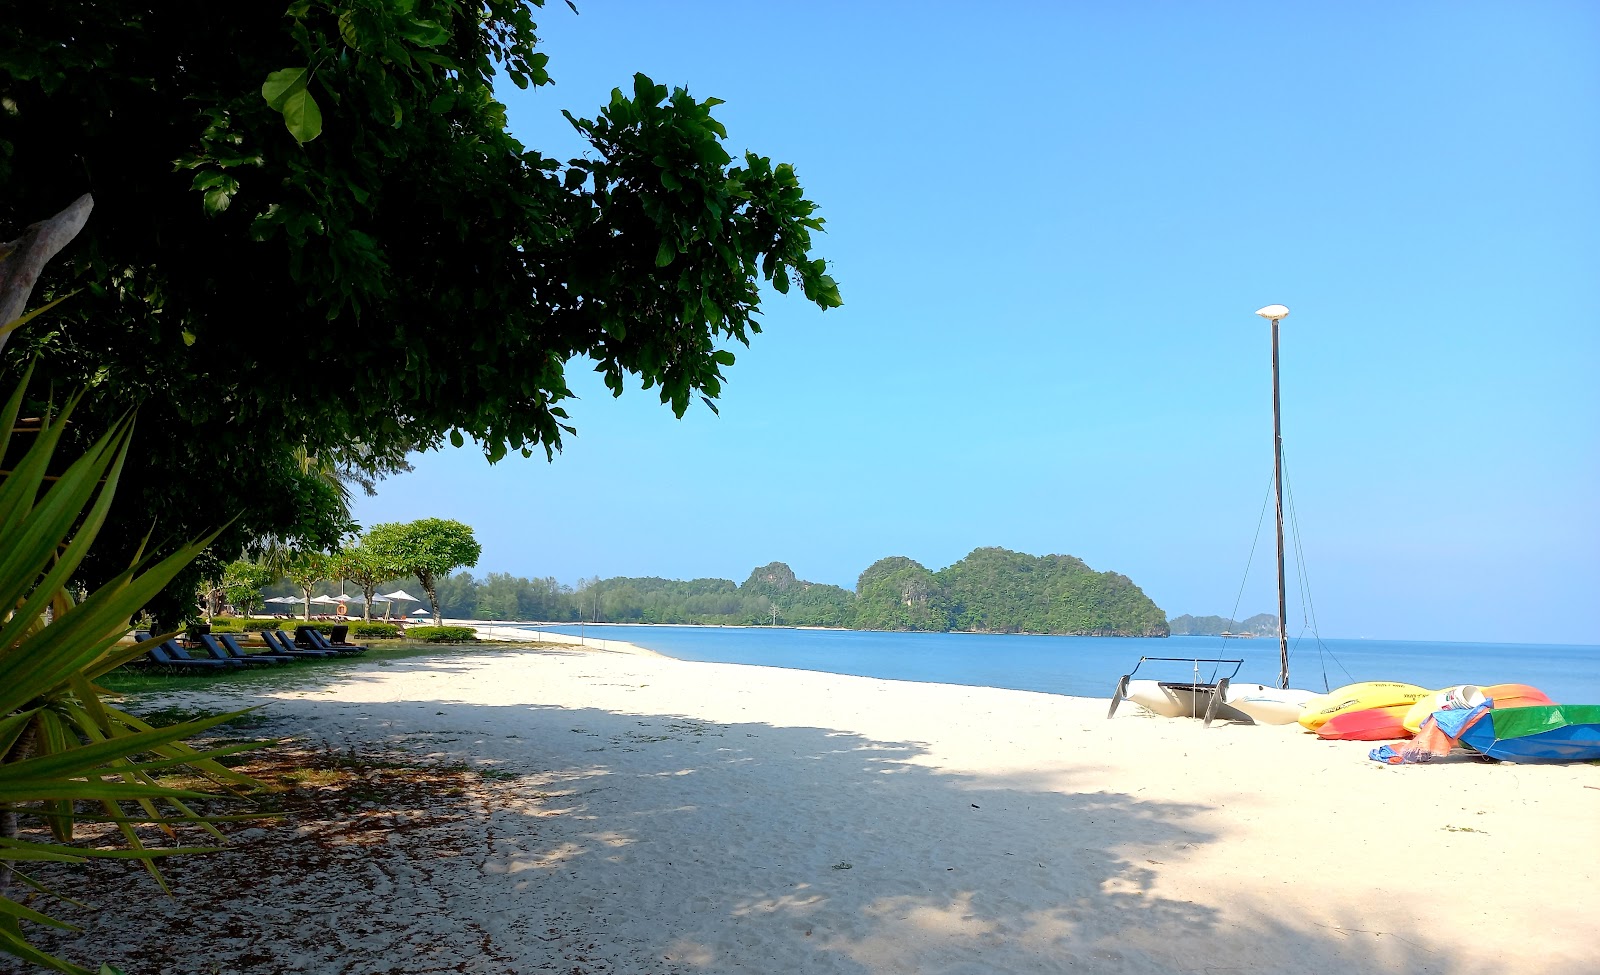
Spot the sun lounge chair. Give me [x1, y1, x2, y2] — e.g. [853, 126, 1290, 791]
[327, 624, 369, 652]
[198, 633, 290, 666]
[262, 629, 333, 657]
[294, 625, 365, 655]
[143, 644, 237, 671]
[228, 632, 332, 660]
[276, 627, 358, 656]
[133, 631, 241, 670]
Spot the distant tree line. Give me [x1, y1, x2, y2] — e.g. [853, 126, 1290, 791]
[1167, 613, 1278, 637]
[397, 547, 1172, 637]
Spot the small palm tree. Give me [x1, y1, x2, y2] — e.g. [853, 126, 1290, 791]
[0, 364, 260, 974]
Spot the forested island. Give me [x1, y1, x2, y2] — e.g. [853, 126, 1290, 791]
[421, 547, 1170, 636]
[1167, 613, 1279, 637]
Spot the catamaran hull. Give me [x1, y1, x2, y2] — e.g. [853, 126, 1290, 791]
[1124, 680, 1254, 722]
[1224, 684, 1318, 725]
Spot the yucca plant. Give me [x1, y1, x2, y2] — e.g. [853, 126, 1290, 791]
[0, 362, 265, 974]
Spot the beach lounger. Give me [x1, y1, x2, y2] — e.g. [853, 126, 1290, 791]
[142, 644, 237, 671]
[276, 628, 357, 656]
[198, 633, 290, 666]
[263, 629, 331, 657]
[224, 632, 332, 660]
[133, 631, 242, 670]
[295, 625, 365, 655]
[327, 624, 369, 652]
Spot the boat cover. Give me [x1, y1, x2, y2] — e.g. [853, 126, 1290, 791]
[1458, 704, 1600, 762]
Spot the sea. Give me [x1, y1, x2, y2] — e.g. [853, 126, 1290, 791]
[511, 625, 1600, 703]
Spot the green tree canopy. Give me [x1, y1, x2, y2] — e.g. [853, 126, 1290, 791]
[855, 556, 949, 631]
[0, 0, 839, 623]
[284, 550, 333, 621]
[334, 544, 402, 621]
[364, 518, 482, 624]
[221, 559, 276, 617]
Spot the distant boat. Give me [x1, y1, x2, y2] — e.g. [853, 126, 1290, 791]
[1219, 631, 1258, 639]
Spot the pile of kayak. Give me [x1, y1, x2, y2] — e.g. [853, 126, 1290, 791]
[1224, 681, 1600, 762]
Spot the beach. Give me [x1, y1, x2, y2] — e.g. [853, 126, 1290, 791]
[35, 641, 1599, 974]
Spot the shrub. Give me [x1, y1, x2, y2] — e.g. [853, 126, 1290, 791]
[1, 363, 261, 973]
[245, 619, 340, 634]
[405, 625, 477, 643]
[202, 616, 246, 632]
[350, 622, 400, 639]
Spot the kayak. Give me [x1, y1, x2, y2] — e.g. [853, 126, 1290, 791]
[1481, 683, 1554, 709]
[1400, 685, 1486, 734]
[1299, 682, 1432, 732]
[1318, 704, 1415, 741]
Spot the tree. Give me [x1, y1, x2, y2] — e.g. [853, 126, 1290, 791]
[284, 550, 332, 621]
[0, 0, 840, 624]
[365, 519, 482, 625]
[222, 559, 276, 617]
[335, 544, 401, 621]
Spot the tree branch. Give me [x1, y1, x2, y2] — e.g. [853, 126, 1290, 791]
[0, 194, 94, 355]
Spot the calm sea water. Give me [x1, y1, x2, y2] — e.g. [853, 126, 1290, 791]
[517, 625, 1600, 703]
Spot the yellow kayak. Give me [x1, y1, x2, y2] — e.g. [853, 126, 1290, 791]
[1297, 682, 1433, 731]
[1400, 684, 1486, 734]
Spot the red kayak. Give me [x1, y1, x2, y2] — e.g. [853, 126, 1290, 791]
[1318, 704, 1414, 741]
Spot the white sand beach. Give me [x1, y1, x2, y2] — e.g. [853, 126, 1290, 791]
[34, 643, 1599, 974]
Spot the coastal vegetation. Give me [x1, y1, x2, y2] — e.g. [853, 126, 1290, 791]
[400, 547, 1170, 636]
[1168, 613, 1279, 637]
[2, 0, 840, 625]
[0, 369, 255, 974]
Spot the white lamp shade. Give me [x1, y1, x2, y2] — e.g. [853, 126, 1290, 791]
[1255, 304, 1290, 320]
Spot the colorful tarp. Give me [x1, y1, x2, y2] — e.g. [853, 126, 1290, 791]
[1458, 705, 1600, 762]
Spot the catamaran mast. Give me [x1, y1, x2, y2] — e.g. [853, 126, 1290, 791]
[1257, 304, 1291, 690]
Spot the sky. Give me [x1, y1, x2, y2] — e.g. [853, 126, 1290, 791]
[353, 2, 1599, 645]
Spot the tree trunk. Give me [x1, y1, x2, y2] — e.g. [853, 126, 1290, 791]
[0, 195, 93, 353]
[0, 724, 39, 893]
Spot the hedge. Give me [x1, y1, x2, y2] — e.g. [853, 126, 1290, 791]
[405, 625, 477, 643]
[350, 622, 400, 639]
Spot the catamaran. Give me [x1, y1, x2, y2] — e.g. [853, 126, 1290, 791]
[1110, 304, 1317, 725]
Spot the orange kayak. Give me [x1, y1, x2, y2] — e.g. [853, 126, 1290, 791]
[1317, 704, 1415, 741]
[1482, 683, 1554, 709]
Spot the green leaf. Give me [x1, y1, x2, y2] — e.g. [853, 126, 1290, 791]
[449, 429, 464, 448]
[660, 170, 681, 191]
[712, 349, 736, 367]
[428, 92, 455, 114]
[281, 89, 323, 143]
[180, 330, 196, 347]
[261, 67, 308, 111]
[655, 241, 675, 267]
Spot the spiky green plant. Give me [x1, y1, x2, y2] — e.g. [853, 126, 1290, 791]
[0, 363, 264, 974]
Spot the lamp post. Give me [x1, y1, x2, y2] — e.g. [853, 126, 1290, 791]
[1255, 303, 1291, 690]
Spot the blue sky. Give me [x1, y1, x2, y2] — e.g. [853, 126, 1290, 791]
[355, 2, 1599, 644]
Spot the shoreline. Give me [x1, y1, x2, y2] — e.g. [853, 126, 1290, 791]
[38, 644, 1600, 974]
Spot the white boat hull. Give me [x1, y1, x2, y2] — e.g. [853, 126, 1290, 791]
[1224, 684, 1318, 725]
[1124, 679, 1255, 722]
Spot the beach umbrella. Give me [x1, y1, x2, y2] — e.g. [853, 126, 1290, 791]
[309, 594, 339, 604]
[378, 589, 421, 603]
[410, 607, 430, 617]
[264, 596, 297, 605]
